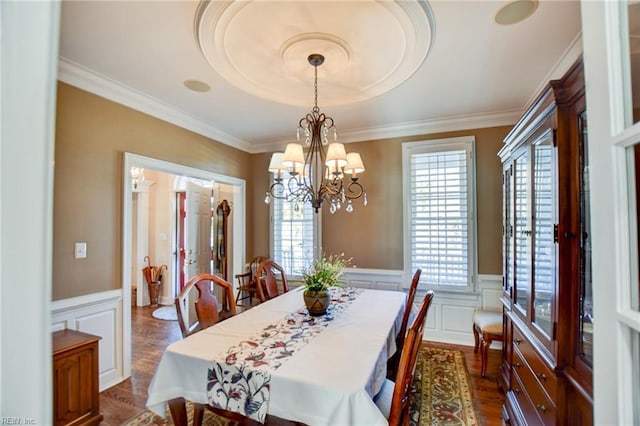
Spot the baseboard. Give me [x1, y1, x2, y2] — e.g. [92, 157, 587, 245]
[158, 296, 173, 306]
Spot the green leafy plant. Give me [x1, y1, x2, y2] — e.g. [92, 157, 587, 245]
[301, 253, 351, 292]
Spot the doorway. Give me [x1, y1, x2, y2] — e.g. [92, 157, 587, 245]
[174, 177, 235, 291]
[122, 152, 246, 379]
[131, 171, 223, 307]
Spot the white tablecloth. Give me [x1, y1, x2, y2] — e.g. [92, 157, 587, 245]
[146, 287, 406, 425]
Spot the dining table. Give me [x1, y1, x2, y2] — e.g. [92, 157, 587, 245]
[146, 285, 406, 425]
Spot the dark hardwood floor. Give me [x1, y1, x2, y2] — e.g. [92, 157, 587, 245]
[99, 305, 505, 425]
[99, 305, 183, 425]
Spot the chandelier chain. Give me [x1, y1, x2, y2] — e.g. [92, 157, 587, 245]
[313, 62, 319, 114]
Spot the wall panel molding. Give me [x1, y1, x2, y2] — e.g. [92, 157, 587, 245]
[49, 273, 503, 393]
[342, 268, 404, 291]
[339, 270, 503, 346]
[51, 290, 124, 391]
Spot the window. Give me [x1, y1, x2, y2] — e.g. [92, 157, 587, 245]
[271, 195, 317, 275]
[403, 136, 476, 292]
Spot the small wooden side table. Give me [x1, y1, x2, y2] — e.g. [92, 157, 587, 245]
[52, 329, 103, 426]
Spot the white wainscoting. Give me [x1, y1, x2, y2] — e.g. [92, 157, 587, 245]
[340, 270, 503, 347]
[341, 268, 404, 291]
[418, 274, 503, 347]
[48, 273, 501, 391]
[51, 290, 124, 392]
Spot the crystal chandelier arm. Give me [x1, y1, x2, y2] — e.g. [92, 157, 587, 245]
[344, 179, 365, 200]
[268, 179, 286, 199]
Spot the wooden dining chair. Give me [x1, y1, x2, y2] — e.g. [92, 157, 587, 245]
[255, 259, 289, 303]
[387, 268, 422, 379]
[375, 290, 434, 426]
[234, 255, 267, 308]
[174, 273, 237, 338]
[169, 397, 307, 426]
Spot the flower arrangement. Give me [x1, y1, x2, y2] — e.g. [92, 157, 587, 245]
[301, 253, 351, 292]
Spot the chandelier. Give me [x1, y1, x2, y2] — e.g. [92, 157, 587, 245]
[264, 54, 367, 214]
[130, 166, 145, 190]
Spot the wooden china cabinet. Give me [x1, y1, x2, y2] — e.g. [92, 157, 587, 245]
[498, 59, 593, 425]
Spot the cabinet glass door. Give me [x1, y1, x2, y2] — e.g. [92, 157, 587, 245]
[532, 133, 555, 339]
[504, 165, 514, 298]
[578, 111, 593, 365]
[514, 149, 530, 315]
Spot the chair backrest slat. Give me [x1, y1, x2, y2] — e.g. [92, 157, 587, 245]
[387, 269, 422, 379]
[255, 260, 289, 303]
[398, 269, 421, 351]
[388, 290, 434, 425]
[175, 273, 236, 338]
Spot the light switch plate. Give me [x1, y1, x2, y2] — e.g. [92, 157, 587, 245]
[74, 242, 87, 259]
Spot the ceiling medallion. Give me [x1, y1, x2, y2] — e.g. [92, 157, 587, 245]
[194, 0, 435, 106]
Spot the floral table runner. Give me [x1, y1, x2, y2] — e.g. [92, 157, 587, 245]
[206, 287, 363, 423]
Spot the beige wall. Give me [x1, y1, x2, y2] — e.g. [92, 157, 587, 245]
[252, 127, 509, 274]
[53, 83, 253, 300]
[54, 82, 508, 301]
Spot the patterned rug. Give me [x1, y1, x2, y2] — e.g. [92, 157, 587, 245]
[414, 346, 479, 425]
[124, 346, 478, 425]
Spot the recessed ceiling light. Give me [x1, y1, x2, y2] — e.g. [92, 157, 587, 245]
[183, 80, 210, 93]
[494, 0, 538, 25]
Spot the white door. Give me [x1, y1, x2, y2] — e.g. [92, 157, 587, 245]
[184, 182, 213, 281]
[581, 1, 640, 423]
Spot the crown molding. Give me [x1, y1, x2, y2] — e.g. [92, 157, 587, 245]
[59, 43, 580, 156]
[341, 110, 521, 143]
[57, 57, 251, 152]
[254, 33, 582, 152]
[524, 32, 583, 112]
[254, 34, 585, 154]
[252, 109, 522, 153]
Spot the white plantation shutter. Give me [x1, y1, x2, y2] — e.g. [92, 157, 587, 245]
[272, 195, 315, 275]
[533, 143, 554, 300]
[403, 137, 476, 291]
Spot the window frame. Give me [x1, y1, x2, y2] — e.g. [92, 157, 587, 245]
[269, 186, 321, 277]
[402, 136, 478, 293]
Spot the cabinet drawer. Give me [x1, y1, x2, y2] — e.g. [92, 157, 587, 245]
[509, 372, 544, 426]
[512, 349, 556, 425]
[512, 325, 557, 401]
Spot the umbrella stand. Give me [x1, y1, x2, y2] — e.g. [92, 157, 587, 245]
[147, 281, 161, 307]
[142, 262, 162, 307]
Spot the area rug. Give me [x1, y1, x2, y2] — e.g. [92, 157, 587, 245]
[152, 306, 178, 321]
[123, 346, 478, 425]
[416, 346, 479, 425]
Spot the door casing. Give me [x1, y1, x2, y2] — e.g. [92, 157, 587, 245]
[121, 152, 246, 380]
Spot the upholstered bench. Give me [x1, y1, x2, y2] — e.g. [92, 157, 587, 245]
[472, 309, 503, 377]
